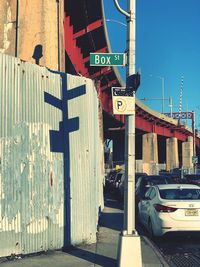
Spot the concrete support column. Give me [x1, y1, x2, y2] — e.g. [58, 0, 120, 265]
[166, 137, 179, 171]
[142, 133, 158, 175]
[142, 133, 158, 163]
[182, 136, 193, 169]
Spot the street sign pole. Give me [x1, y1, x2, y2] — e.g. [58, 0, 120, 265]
[114, 0, 142, 266]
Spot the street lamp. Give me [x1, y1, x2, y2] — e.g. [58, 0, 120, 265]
[149, 75, 165, 113]
[106, 18, 127, 27]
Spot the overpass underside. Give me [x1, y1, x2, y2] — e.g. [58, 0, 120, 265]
[64, 0, 200, 173]
[0, 0, 198, 172]
[109, 129, 196, 174]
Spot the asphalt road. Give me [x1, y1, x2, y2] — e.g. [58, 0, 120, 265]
[153, 233, 200, 267]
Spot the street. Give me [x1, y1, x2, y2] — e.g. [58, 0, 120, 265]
[154, 233, 200, 267]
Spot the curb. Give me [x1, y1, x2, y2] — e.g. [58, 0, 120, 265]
[141, 236, 170, 267]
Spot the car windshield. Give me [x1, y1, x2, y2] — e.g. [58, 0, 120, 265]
[159, 188, 200, 200]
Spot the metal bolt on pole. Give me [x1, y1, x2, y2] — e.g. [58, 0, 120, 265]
[113, 0, 142, 266]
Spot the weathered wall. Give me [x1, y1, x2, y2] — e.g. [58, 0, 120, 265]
[0, 0, 65, 71]
[0, 123, 64, 255]
[67, 74, 105, 245]
[0, 0, 16, 55]
[0, 52, 104, 257]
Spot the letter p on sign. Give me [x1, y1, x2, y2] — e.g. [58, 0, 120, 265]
[117, 100, 123, 110]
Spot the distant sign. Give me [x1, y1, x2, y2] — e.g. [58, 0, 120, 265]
[164, 112, 194, 120]
[192, 156, 198, 164]
[90, 53, 126, 66]
[111, 87, 135, 115]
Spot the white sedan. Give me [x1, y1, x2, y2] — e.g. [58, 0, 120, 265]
[138, 184, 200, 237]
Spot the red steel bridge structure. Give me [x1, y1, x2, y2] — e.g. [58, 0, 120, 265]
[64, 0, 200, 164]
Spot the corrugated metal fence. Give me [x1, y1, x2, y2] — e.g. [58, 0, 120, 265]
[0, 53, 104, 257]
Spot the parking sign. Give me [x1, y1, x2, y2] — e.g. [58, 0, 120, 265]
[111, 87, 135, 115]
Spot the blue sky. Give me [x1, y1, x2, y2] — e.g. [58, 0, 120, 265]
[103, 0, 200, 130]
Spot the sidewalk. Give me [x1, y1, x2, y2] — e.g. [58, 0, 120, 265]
[0, 197, 169, 267]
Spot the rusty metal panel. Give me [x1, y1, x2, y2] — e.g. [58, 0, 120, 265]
[0, 53, 64, 256]
[0, 53, 104, 256]
[67, 75, 104, 245]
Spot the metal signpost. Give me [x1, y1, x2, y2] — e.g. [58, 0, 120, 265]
[90, 52, 126, 66]
[113, 0, 142, 267]
[90, 1, 142, 265]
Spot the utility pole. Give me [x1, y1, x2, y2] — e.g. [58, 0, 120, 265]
[178, 76, 184, 124]
[169, 96, 173, 118]
[113, 1, 142, 266]
[192, 111, 196, 173]
[161, 77, 165, 113]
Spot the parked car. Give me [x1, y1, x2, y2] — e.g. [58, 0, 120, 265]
[118, 173, 125, 201]
[159, 168, 187, 183]
[105, 169, 124, 195]
[184, 174, 200, 186]
[135, 172, 148, 183]
[105, 169, 121, 193]
[118, 172, 147, 201]
[138, 184, 200, 237]
[135, 175, 174, 208]
[110, 170, 124, 195]
[170, 168, 187, 180]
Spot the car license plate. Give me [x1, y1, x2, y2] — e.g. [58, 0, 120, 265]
[185, 209, 198, 216]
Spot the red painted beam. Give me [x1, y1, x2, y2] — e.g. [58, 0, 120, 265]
[100, 79, 118, 91]
[64, 15, 89, 76]
[136, 115, 191, 141]
[83, 47, 108, 63]
[135, 116, 153, 133]
[73, 19, 103, 39]
[90, 67, 112, 80]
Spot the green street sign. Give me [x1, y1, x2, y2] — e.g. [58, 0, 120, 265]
[90, 53, 126, 66]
